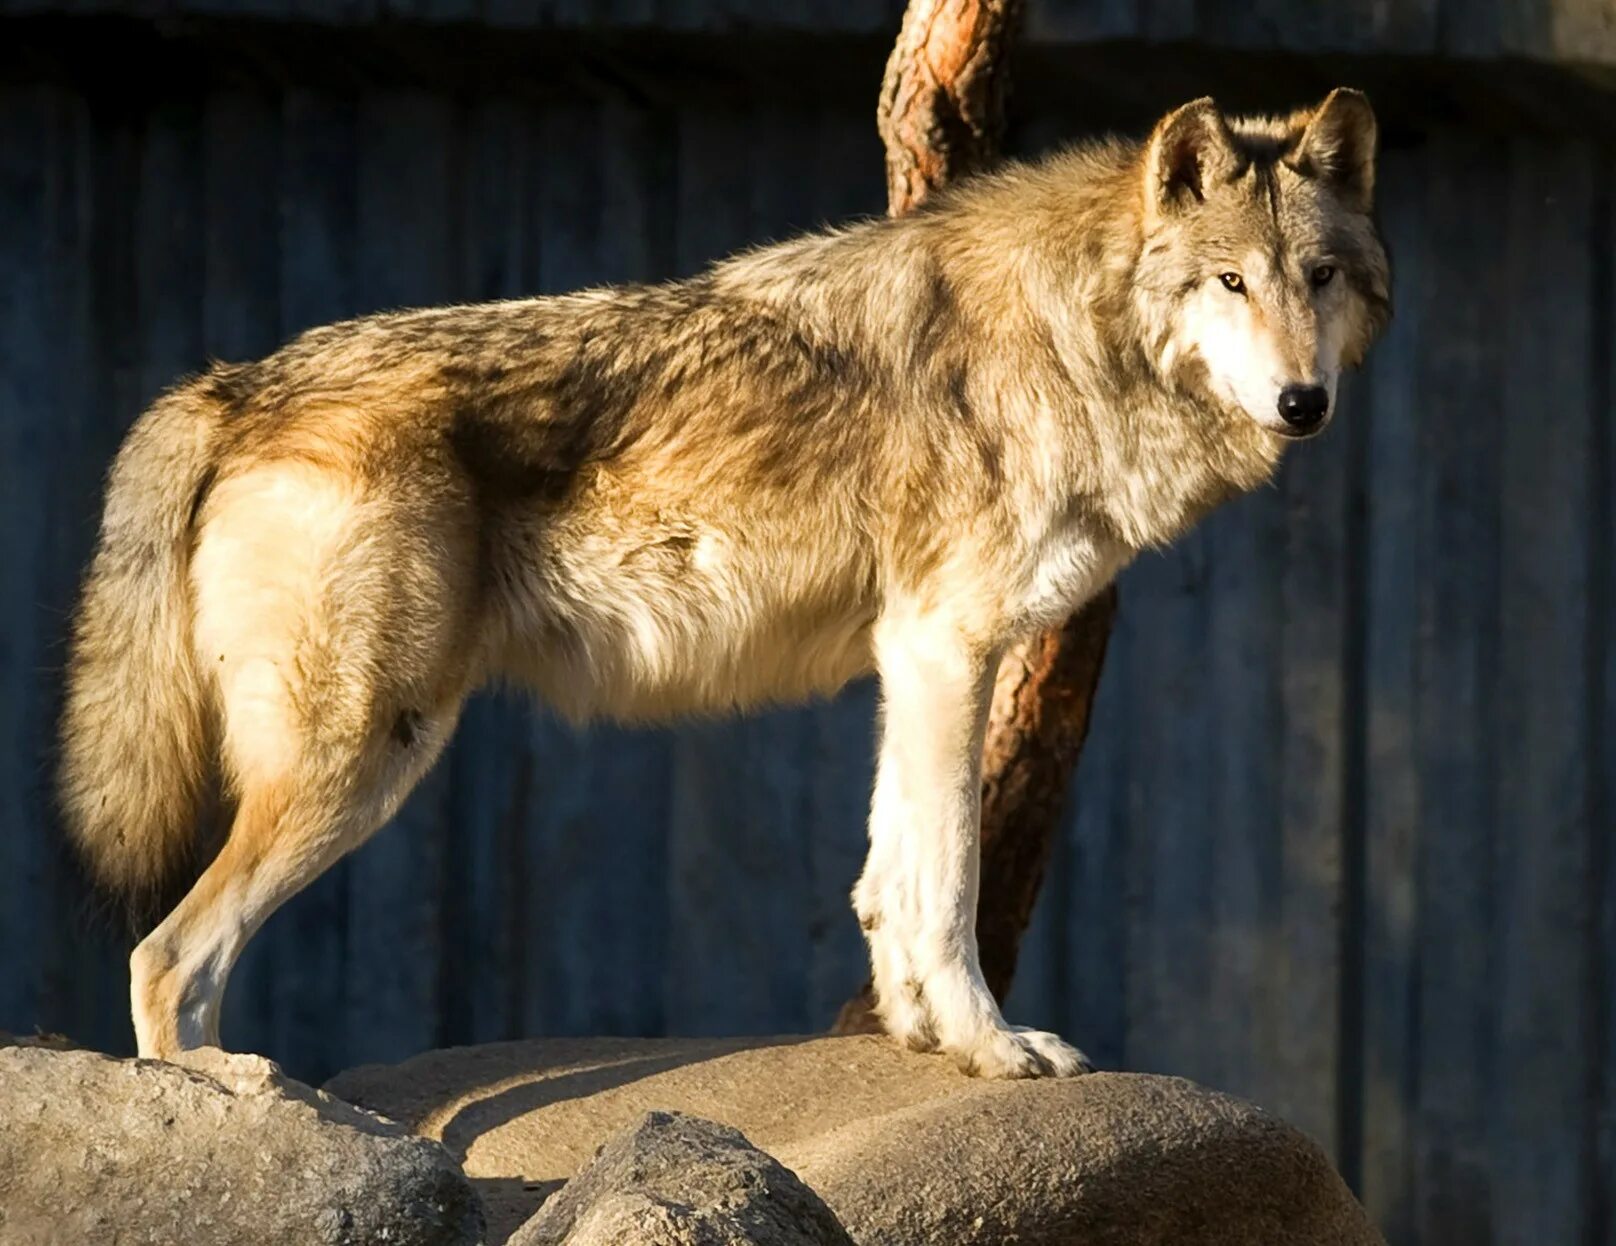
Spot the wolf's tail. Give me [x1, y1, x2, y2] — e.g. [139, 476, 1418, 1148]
[59, 380, 223, 930]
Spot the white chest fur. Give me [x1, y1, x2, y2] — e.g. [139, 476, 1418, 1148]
[1010, 521, 1130, 637]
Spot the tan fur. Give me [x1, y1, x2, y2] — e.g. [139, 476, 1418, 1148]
[60, 91, 1390, 1076]
[59, 386, 223, 922]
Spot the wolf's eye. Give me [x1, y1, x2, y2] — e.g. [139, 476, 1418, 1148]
[1219, 272, 1245, 295]
[1311, 264, 1336, 287]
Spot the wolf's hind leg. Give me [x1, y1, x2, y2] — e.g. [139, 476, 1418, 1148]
[128, 697, 460, 1060]
[130, 779, 343, 1058]
[130, 461, 473, 1060]
[858, 613, 1091, 1079]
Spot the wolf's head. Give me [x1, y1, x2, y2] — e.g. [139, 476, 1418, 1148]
[1134, 89, 1391, 439]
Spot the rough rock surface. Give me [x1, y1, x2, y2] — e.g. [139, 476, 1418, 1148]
[329, 1034, 1384, 1246]
[508, 1110, 852, 1246]
[0, 1043, 485, 1246]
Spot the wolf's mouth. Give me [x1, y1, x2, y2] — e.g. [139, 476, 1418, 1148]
[1272, 423, 1328, 442]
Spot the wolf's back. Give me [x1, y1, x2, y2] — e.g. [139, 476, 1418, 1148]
[59, 379, 222, 929]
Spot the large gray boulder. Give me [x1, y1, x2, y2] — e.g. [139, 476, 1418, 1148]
[0, 1042, 484, 1246]
[329, 1034, 1384, 1246]
[508, 1110, 852, 1246]
[790, 1072, 1375, 1246]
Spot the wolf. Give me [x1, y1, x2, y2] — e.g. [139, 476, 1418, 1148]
[59, 89, 1388, 1077]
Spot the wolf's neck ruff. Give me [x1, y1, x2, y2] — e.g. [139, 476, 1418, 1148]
[59, 91, 1388, 1078]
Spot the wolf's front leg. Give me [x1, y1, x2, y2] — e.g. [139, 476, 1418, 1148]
[854, 614, 1091, 1079]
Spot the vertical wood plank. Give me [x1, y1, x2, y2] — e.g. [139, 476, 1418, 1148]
[518, 717, 675, 1037]
[603, 0, 656, 24]
[442, 690, 531, 1046]
[1439, 0, 1506, 57]
[1122, 531, 1216, 1078]
[1189, 0, 1300, 49]
[0, 85, 53, 1037]
[1595, 147, 1616, 1246]
[1491, 135, 1597, 1246]
[1057, 609, 1131, 1070]
[536, 96, 602, 298]
[1359, 143, 1425, 1244]
[460, 94, 533, 304]
[1411, 135, 1507, 1246]
[1140, 0, 1196, 39]
[597, 94, 669, 286]
[342, 88, 458, 1064]
[666, 710, 817, 1034]
[30, 88, 124, 1054]
[804, 680, 879, 1029]
[1203, 486, 1283, 1101]
[202, 91, 282, 366]
[134, 95, 204, 410]
[1024, 0, 1139, 42]
[480, 0, 536, 28]
[279, 90, 360, 331]
[1370, 0, 1441, 51]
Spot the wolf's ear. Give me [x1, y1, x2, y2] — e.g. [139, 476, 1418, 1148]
[1295, 88, 1377, 211]
[1145, 97, 1237, 223]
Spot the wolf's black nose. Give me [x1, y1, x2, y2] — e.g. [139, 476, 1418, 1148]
[1277, 385, 1330, 431]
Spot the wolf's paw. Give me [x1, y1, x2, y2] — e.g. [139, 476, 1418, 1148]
[1011, 1026, 1095, 1077]
[951, 1025, 1094, 1079]
[876, 985, 940, 1054]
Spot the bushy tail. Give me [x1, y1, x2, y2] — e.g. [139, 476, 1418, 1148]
[59, 381, 222, 931]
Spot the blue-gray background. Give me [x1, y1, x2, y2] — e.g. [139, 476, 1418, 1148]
[2, 4, 1613, 1243]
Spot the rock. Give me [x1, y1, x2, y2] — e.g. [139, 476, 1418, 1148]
[0, 1030, 78, 1051]
[791, 1074, 1375, 1246]
[508, 1110, 852, 1246]
[328, 1035, 1383, 1246]
[0, 1044, 485, 1246]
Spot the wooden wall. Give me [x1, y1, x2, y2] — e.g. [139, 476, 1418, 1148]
[4, 0, 1615, 69]
[0, 17, 1612, 1246]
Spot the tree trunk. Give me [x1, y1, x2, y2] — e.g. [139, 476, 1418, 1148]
[875, 0, 1024, 215]
[973, 593, 1118, 1001]
[834, 0, 1119, 1035]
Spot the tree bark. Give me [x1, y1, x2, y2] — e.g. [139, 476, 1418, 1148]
[973, 592, 1118, 1001]
[834, 0, 1119, 1035]
[875, 0, 1024, 215]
